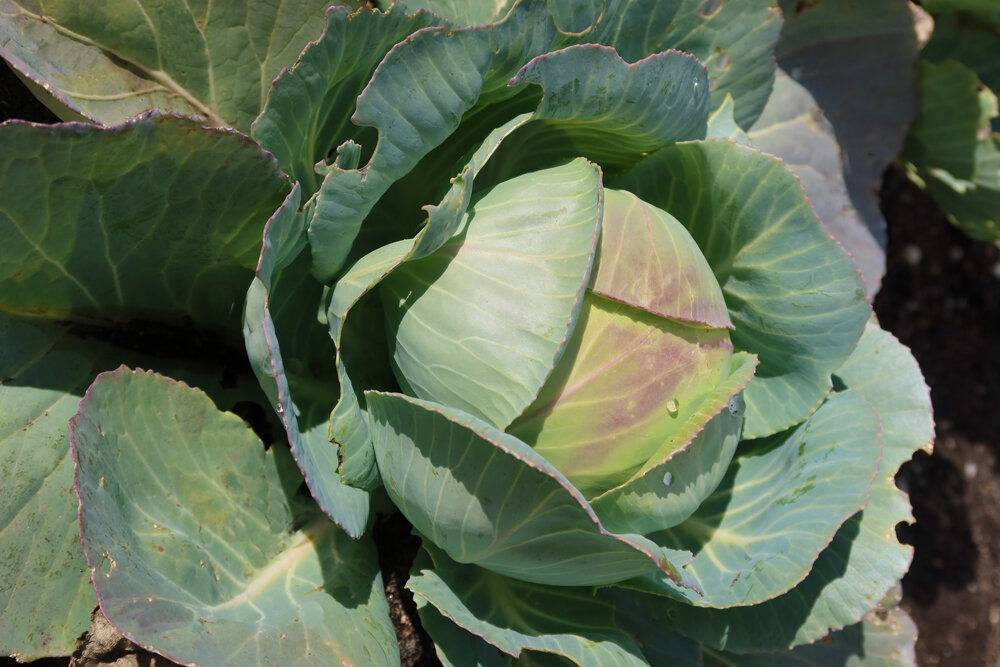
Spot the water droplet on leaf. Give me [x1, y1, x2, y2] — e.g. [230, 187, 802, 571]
[728, 395, 745, 416]
[666, 399, 679, 415]
[662, 472, 673, 486]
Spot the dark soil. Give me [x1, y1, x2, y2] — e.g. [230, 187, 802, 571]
[877, 166, 1000, 665]
[3, 61, 1000, 665]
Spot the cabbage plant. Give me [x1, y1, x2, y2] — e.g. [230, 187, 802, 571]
[0, 1, 933, 665]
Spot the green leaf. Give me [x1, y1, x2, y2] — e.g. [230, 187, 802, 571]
[305, 0, 560, 280]
[418, 599, 511, 667]
[410, 541, 648, 665]
[749, 69, 884, 299]
[604, 589, 703, 667]
[704, 604, 918, 666]
[243, 185, 371, 537]
[71, 368, 397, 666]
[706, 94, 750, 144]
[628, 322, 932, 652]
[613, 139, 870, 439]
[381, 159, 601, 431]
[504, 44, 710, 168]
[626, 389, 881, 607]
[923, 11, 1000, 116]
[0, 115, 289, 658]
[589, 0, 782, 129]
[392, 0, 511, 28]
[922, 0, 998, 10]
[252, 3, 444, 192]
[0, 317, 97, 659]
[0, 113, 291, 332]
[0, 0, 350, 130]
[902, 59, 1000, 243]
[774, 0, 920, 292]
[367, 391, 687, 587]
[0, 314, 275, 659]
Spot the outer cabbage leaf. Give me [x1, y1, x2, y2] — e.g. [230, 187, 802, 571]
[623, 321, 933, 652]
[397, 0, 513, 26]
[71, 368, 397, 666]
[243, 185, 372, 537]
[252, 3, 444, 192]
[773, 0, 920, 294]
[409, 542, 648, 665]
[0, 0, 352, 130]
[0, 317, 274, 660]
[703, 605, 918, 666]
[367, 391, 692, 587]
[623, 389, 881, 607]
[0, 113, 290, 331]
[588, 0, 781, 129]
[922, 10, 1000, 122]
[613, 139, 870, 439]
[0, 114, 290, 658]
[749, 69, 884, 299]
[902, 59, 1000, 243]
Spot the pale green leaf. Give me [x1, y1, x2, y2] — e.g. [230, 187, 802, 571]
[381, 159, 601, 431]
[0, 315, 275, 659]
[0, 0, 352, 130]
[588, 353, 756, 535]
[613, 139, 870, 439]
[397, 0, 511, 26]
[630, 322, 933, 652]
[72, 368, 397, 666]
[367, 391, 687, 587]
[625, 389, 881, 607]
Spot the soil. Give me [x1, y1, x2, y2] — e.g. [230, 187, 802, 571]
[3, 61, 999, 666]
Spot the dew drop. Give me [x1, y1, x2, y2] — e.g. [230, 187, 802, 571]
[698, 0, 722, 19]
[662, 472, 673, 486]
[728, 395, 745, 417]
[666, 399, 679, 415]
[716, 51, 733, 71]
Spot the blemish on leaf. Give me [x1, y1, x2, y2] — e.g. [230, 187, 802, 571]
[698, 0, 723, 19]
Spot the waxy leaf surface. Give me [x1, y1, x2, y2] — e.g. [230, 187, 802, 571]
[382, 159, 601, 431]
[627, 389, 881, 607]
[72, 368, 397, 666]
[0, 115, 289, 658]
[0, 114, 290, 331]
[635, 322, 933, 652]
[367, 392, 688, 587]
[749, 69, 884, 299]
[244, 185, 371, 537]
[0, 0, 350, 129]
